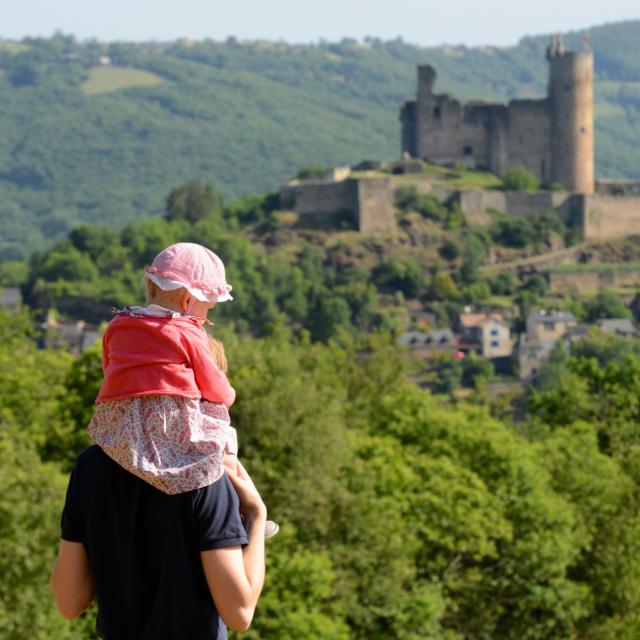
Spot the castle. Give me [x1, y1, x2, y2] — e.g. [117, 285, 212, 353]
[279, 37, 640, 240]
[400, 36, 594, 193]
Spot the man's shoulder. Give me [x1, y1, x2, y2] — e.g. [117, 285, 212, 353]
[74, 446, 235, 502]
[76, 444, 108, 467]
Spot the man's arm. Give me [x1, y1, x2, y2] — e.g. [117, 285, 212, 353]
[200, 461, 266, 632]
[50, 540, 95, 619]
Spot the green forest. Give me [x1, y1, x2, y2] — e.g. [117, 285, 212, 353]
[5, 183, 640, 638]
[0, 19, 640, 260]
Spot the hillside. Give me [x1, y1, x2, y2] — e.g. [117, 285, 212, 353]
[1, 21, 640, 260]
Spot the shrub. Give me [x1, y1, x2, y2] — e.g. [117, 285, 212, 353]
[491, 216, 535, 248]
[502, 166, 539, 191]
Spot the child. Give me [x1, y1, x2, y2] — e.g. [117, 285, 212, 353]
[87, 242, 277, 537]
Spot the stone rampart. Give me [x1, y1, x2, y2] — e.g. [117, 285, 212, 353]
[581, 194, 640, 239]
[279, 180, 356, 216]
[357, 178, 395, 234]
[280, 177, 640, 240]
[548, 267, 640, 293]
[279, 178, 394, 233]
[459, 190, 574, 225]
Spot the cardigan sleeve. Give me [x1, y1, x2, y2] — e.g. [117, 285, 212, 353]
[182, 322, 236, 408]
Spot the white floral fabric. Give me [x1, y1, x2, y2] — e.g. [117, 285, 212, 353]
[88, 396, 237, 495]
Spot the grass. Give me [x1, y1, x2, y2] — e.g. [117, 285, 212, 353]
[484, 295, 518, 309]
[351, 162, 503, 191]
[81, 66, 165, 95]
[548, 262, 640, 274]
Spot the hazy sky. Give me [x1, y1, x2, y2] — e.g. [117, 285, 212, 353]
[3, 0, 639, 47]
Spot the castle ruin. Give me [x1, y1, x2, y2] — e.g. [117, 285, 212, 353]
[400, 36, 595, 193]
[279, 37, 640, 240]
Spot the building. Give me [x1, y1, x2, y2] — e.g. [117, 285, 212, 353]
[526, 309, 577, 344]
[457, 312, 513, 359]
[0, 287, 22, 313]
[41, 310, 101, 355]
[597, 318, 637, 338]
[398, 328, 456, 359]
[400, 36, 594, 193]
[517, 310, 578, 382]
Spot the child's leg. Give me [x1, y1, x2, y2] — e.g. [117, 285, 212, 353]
[223, 452, 279, 540]
[223, 451, 239, 476]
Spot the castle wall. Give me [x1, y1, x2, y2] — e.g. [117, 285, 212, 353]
[581, 194, 640, 239]
[506, 99, 551, 183]
[548, 267, 640, 293]
[279, 178, 394, 233]
[458, 190, 574, 225]
[596, 180, 640, 197]
[417, 94, 465, 163]
[279, 180, 358, 226]
[357, 178, 396, 233]
[400, 101, 417, 157]
[462, 104, 506, 171]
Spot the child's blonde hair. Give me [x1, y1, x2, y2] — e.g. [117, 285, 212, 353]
[209, 337, 228, 373]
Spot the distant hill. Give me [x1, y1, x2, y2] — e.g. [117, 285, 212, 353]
[1, 21, 639, 260]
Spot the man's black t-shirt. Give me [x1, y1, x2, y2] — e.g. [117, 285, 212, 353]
[61, 446, 247, 640]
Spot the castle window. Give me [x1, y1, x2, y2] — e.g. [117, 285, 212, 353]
[463, 145, 473, 155]
[580, 127, 586, 134]
[563, 83, 571, 92]
[433, 106, 441, 119]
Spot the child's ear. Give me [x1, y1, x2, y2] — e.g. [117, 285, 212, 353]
[179, 290, 193, 312]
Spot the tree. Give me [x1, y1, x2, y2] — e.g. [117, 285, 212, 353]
[165, 180, 224, 224]
[522, 272, 548, 297]
[0, 429, 87, 640]
[585, 289, 632, 321]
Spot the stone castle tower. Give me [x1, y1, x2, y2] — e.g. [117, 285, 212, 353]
[400, 36, 594, 193]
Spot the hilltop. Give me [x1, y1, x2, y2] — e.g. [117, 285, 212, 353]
[0, 20, 640, 259]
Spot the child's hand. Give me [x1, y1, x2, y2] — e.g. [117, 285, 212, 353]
[209, 338, 228, 373]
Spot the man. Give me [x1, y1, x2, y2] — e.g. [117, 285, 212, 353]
[51, 446, 266, 639]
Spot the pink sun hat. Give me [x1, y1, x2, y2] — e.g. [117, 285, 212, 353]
[144, 243, 233, 303]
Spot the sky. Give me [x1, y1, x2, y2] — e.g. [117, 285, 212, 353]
[2, 0, 639, 47]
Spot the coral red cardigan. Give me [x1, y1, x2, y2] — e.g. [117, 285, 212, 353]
[96, 312, 235, 408]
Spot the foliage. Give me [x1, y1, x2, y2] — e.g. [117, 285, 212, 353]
[0, 429, 88, 640]
[4, 310, 640, 638]
[165, 179, 224, 224]
[501, 166, 539, 191]
[294, 166, 330, 180]
[584, 288, 632, 321]
[396, 186, 462, 228]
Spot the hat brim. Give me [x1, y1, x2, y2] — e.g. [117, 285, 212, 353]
[144, 273, 233, 303]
